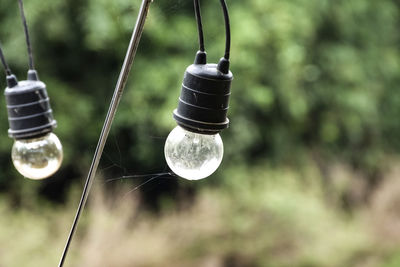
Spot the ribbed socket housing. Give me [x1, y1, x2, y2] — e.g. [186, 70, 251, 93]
[5, 80, 56, 139]
[173, 63, 233, 134]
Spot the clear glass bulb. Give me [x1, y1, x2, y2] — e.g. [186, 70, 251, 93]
[12, 132, 63, 180]
[164, 125, 223, 180]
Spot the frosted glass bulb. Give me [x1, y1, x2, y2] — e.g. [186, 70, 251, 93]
[164, 125, 223, 180]
[12, 132, 63, 180]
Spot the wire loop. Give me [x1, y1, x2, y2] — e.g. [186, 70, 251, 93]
[193, 0, 231, 60]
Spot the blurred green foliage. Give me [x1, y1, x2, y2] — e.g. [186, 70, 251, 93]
[0, 0, 399, 196]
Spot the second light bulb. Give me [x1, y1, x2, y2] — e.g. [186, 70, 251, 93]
[165, 125, 223, 180]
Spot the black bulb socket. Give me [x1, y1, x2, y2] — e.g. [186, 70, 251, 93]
[173, 55, 233, 135]
[4, 70, 56, 140]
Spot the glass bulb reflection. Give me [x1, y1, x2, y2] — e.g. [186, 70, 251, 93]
[164, 125, 223, 180]
[12, 132, 63, 180]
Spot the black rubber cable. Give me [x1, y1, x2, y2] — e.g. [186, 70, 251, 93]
[17, 0, 35, 70]
[0, 42, 12, 76]
[219, 0, 231, 60]
[194, 0, 205, 52]
[193, 0, 231, 60]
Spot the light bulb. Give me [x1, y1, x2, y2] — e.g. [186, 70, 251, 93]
[11, 132, 63, 180]
[164, 125, 223, 180]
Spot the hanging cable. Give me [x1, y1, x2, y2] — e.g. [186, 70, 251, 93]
[0, 41, 18, 88]
[0, 42, 12, 76]
[193, 0, 231, 61]
[194, 0, 205, 52]
[17, 0, 35, 70]
[219, 0, 231, 60]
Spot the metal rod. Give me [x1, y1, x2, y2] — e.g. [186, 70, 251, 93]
[57, 0, 153, 266]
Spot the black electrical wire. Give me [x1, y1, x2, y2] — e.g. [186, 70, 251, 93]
[0, 42, 12, 76]
[194, 0, 231, 60]
[194, 0, 205, 52]
[17, 0, 35, 70]
[219, 0, 231, 60]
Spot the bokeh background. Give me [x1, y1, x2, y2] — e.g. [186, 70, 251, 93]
[1, 0, 400, 266]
